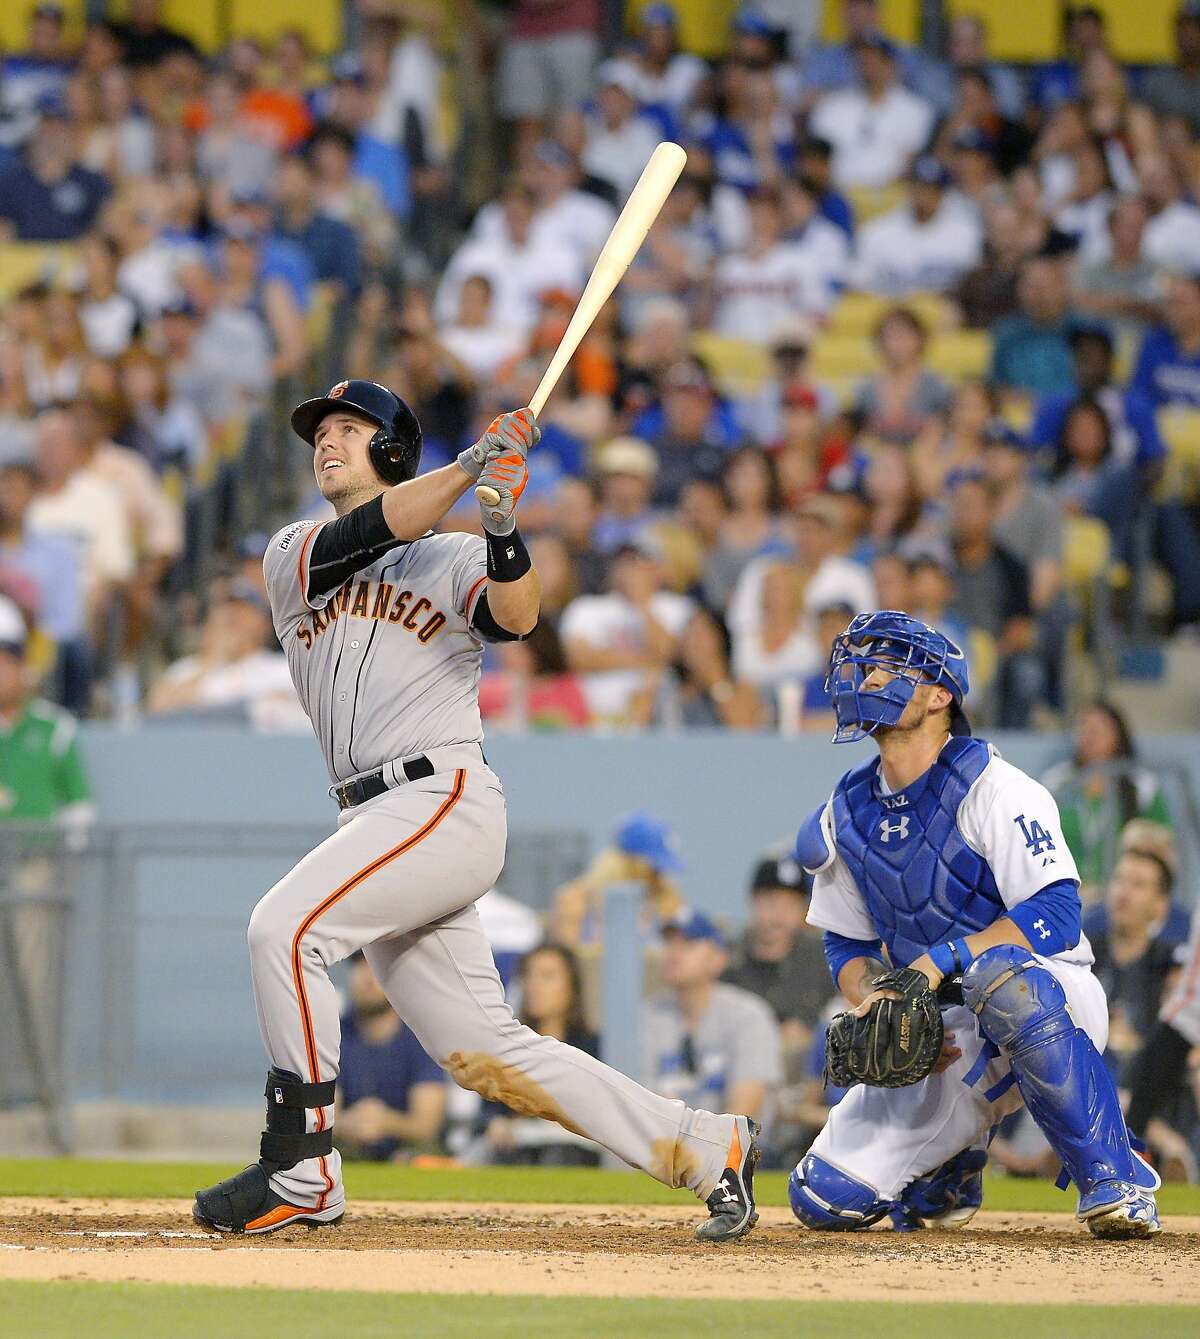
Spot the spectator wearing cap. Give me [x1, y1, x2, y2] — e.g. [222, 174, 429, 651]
[639, 359, 739, 509]
[943, 15, 1026, 121]
[735, 316, 835, 452]
[334, 953, 447, 1163]
[0, 462, 88, 713]
[0, 94, 110, 243]
[522, 139, 617, 272]
[581, 62, 661, 204]
[797, 137, 854, 238]
[559, 538, 694, 727]
[146, 579, 299, 729]
[0, 594, 93, 826]
[1071, 197, 1163, 345]
[551, 812, 686, 949]
[644, 908, 782, 1124]
[111, 0, 198, 70]
[1029, 5, 1109, 112]
[604, 5, 706, 138]
[1031, 326, 1167, 471]
[853, 306, 953, 444]
[698, 55, 797, 196]
[221, 185, 315, 315]
[1142, 2, 1200, 134]
[989, 256, 1081, 396]
[945, 474, 1039, 728]
[711, 185, 831, 344]
[723, 849, 830, 1057]
[496, 0, 601, 146]
[1130, 270, 1200, 410]
[852, 157, 982, 297]
[800, 0, 943, 106]
[0, 5, 74, 154]
[591, 437, 660, 555]
[437, 186, 583, 341]
[808, 33, 935, 191]
[320, 55, 410, 225]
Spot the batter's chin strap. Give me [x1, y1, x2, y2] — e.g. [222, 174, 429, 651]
[259, 1067, 336, 1169]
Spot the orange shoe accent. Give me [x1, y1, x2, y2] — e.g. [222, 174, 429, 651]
[245, 1203, 312, 1232]
[726, 1120, 742, 1172]
[288, 768, 468, 1207]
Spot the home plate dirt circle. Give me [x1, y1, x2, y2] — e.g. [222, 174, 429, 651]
[0, 1199, 1196, 1305]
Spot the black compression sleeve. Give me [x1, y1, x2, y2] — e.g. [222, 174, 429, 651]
[470, 591, 529, 643]
[485, 526, 532, 583]
[305, 495, 400, 601]
[1125, 1020, 1193, 1136]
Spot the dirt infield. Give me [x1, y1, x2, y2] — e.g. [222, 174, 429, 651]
[0, 1198, 1196, 1305]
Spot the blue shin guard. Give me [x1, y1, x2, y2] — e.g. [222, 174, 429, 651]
[962, 947, 1139, 1197]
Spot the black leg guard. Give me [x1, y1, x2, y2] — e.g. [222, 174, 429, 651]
[192, 1069, 342, 1234]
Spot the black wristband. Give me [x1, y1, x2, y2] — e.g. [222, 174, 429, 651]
[485, 526, 532, 583]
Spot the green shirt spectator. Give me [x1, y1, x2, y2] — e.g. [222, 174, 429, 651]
[0, 596, 92, 825]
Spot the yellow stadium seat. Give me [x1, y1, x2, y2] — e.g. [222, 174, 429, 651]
[625, 0, 739, 60]
[106, 1, 222, 56]
[829, 291, 954, 336]
[691, 331, 772, 396]
[1157, 407, 1200, 502]
[1064, 516, 1113, 592]
[1091, 0, 1177, 64]
[228, 0, 343, 55]
[0, 0, 85, 50]
[0, 243, 78, 301]
[966, 627, 997, 699]
[846, 183, 907, 225]
[808, 333, 879, 382]
[927, 331, 992, 382]
[821, 0, 920, 45]
[945, 1, 1060, 63]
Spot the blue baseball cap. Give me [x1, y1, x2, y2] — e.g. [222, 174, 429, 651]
[614, 811, 685, 873]
[911, 155, 952, 188]
[661, 907, 727, 947]
[853, 32, 897, 58]
[733, 8, 775, 37]
[641, 3, 678, 26]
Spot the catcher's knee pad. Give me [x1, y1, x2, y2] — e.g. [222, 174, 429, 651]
[788, 1153, 890, 1231]
[962, 945, 1137, 1194]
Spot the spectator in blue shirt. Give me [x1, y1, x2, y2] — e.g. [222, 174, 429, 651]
[0, 96, 110, 242]
[800, 0, 949, 107]
[1029, 5, 1108, 111]
[272, 152, 363, 296]
[221, 185, 315, 313]
[323, 56, 409, 220]
[797, 137, 854, 237]
[943, 13, 1026, 120]
[1130, 272, 1200, 409]
[0, 4, 74, 152]
[1031, 326, 1167, 468]
[990, 255, 1081, 395]
[335, 953, 447, 1162]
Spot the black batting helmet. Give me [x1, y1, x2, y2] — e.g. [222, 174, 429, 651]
[290, 379, 422, 485]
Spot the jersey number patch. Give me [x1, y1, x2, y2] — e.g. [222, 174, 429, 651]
[1014, 814, 1057, 863]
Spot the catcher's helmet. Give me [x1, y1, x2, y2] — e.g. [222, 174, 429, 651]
[826, 609, 970, 744]
[291, 379, 422, 485]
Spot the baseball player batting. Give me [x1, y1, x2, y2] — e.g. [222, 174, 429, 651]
[786, 611, 1161, 1239]
[191, 380, 759, 1242]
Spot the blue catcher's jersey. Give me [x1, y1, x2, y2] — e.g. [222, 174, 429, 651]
[805, 736, 1091, 969]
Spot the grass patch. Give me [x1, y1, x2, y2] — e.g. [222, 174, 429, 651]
[1, 1158, 1198, 1216]
[0, 1284, 1196, 1339]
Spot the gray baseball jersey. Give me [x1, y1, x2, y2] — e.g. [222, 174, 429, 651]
[264, 520, 488, 782]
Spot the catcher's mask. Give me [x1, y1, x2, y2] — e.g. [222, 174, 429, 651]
[291, 378, 423, 485]
[827, 610, 970, 744]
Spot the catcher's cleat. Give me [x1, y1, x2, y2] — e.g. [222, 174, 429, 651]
[1078, 1179, 1161, 1239]
[900, 1148, 987, 1229]
[193, 1162, 345, 1235]
[696, 1115, 761, 1243]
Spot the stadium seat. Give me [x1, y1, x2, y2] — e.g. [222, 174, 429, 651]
[1064, 516, 1114, 593]
[820, 0, 920, 45]
[944, 1, 1059, 62]
[0, 0, 85, 49]
[228, 0, 344, 54]
[846, 183, 906, 224]
[927, 331, 991, 382]
[691, 331, 772, 396]
[807, 333, 878, 383]
[1090, 0, 1177, 64]
[966, 627, 998, 700]
[106, 1, 223, 56]
[0, 244, 78, 301]
[1157, 408, 1200, 502]
[828, 292, 954, 336]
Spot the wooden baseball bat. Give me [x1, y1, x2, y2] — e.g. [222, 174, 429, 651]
[476, 141, 688, 506]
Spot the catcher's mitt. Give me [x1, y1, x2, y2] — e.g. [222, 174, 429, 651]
[825, 967, 944, 1089]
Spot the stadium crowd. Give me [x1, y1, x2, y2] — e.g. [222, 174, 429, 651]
[0, 0, 1197, 733]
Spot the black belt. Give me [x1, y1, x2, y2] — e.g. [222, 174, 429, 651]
[333, 754, 435, 810]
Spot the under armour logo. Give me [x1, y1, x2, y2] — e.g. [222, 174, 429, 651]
[879, 816, 910, 843]
[1032, 919, 1051, 941]
[717, 1176, 737, 1203]
[274, 1087, 284, 1104]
